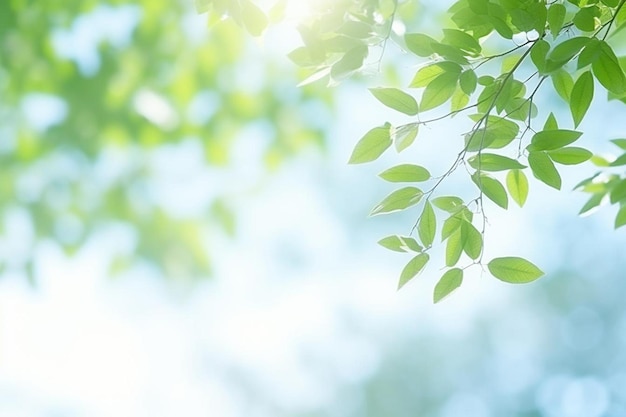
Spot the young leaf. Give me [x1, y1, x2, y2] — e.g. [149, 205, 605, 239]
[551, 69, 574, 100]
[445, 229, 464, 266]
[378, 235, 423, 252]
[488, 257, 544, 284]
[615, 205, 626, 229]
[393, 124, 419, 152]
[506, 169, 529, 207]
[528, 129, 583, 151]
[472, 173, 509, 209]
[398, 253, 429, 289]
[528, 151, 562, 189]
[549, 37, 590, 63]
[379, 164, 431, 182]
[544, 113, 559, 131]
[433, 268, 463, 303]
[404, 33, 437, 57]
[420, 72, 459, 111]
[349, 125, 392, 164]
[570, 71, 594, 127]
[459, 69, 477, 94]
[370, 187, 424, 216]
[531, 39, 549, 74]
[369, 88, 419, 115]
[610, 179, 626, 204]
[462, 222, 482, 260]
[592, 41, 626, 95]
[410, 62, 461, 88]
[331, 44, 368, 79]
[468, 153, 526, 171]
[579, 193, 605, 215]
[548, 147, 593, 165]
[442, 29, 481, 55]
[432, 196, 464, 212]
[547, 3, 566, 37]
[418, 201, 436, 247]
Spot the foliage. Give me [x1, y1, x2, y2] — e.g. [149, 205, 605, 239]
[0, 0, 330, 283]
[200, 0, 626, 301]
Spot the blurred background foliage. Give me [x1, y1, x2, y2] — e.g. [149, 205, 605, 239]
[0, 0, 340, 282]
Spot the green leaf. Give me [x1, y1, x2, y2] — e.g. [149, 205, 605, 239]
[611, 138, 626, 150]
[379, 164, 431, 182]
[610, 179, 626, 204]
[592, 41, 626, 95]
[544, 113, 559, 131]
[610, 153, 626, 166]
[393, 124, 419, 152]
[331, 45, 368, 79]
[442, 209, 472, 240]
[548, 147, 593, 165]
[488, 257, 544, 284]
[433, 268, 463, 303]
[468, 153, 526, 171]
[450, 88, 470, 112]
[579, 193, 605, 215]
[472, 173, 509, 209]
[420, 72, 460, 111]
[551, 69, 574, 100]
[410, 62, 461, 88]
[405, 33, 437, 57]
[462, 221, 482, 260]
[418, 201, 437, 247]
[570, 71, 594, 127]
[432, 196, 464, 212]
[378, 235, 423, 252]
[506, 169, 529, 207]
[531, 39, 549, 74]
[528, 151, 562, 189]
[370, 187, 424, 216]
[442, 29, 481, 55]
[528, 129, 583, 151]
[398, 253, 429, 289]
[547, 3, 566, 37]
[445, 230, 464, 266]
[348, 125, 392, 164]
[459, 70, 478, 94]
[615, 205, 626, 229]
[369, 88, 419, 115]
[549, 36, 590, 63]
[573, 6, 600, 31]
[577, 38, 602, 69]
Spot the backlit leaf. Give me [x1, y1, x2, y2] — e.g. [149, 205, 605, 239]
[418, 201, 436, 247]
[378, 235, 423, 252]
[369, 88, 419, 115]
[548, 147, 592, 165]
[370, 187, 424, 216]
[349, 125, 392, 164]
[398, 253, 429, 289]
[379, 164, 431, 182]
[506, 169, 529, 207]
[433, 268, 463, 303]
[529, 151, 561, 189]
[488, 257, 544, 283]
[570, 71, 594, 127]
[472, 173, 509, 209]
[468, 153, 526, 171]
